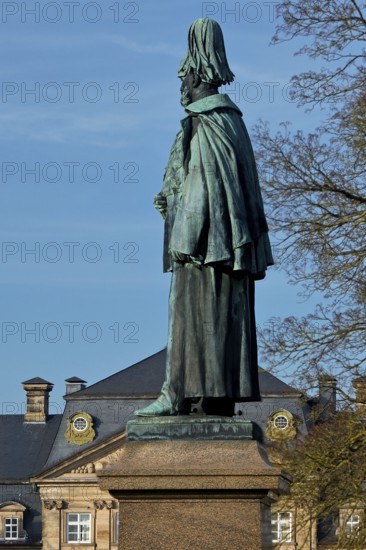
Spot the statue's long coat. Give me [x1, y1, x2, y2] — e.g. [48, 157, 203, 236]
[158, 94, 273, 405]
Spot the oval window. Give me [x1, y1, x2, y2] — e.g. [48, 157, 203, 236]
[73, 417, 88, 432]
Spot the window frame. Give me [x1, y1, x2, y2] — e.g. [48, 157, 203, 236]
[271, 511, 293, 544]
[4, 517, 19, 540]
[73, 417, 88, 432]
[273, 414, 289, 430]
[66, 512, 92, 544]
[345, 513, 360, 538]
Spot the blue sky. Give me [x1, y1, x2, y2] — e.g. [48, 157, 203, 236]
[0, 1, 323, 411]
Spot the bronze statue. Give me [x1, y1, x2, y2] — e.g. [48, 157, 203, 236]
[136, 18, 273, 417]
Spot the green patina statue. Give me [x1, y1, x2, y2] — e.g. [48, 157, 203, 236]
[136, 18, 273, 417]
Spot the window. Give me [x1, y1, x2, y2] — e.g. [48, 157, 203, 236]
[274, 415, 289, 430]
[67, 513, 91, 543]
[73, 417, 88, 431]
[4, 518, 19, 540]
[271, 512, 292, 543]
[345, 514, 360, 538]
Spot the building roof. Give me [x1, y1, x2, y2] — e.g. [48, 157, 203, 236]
[0, 415, 62, 481]
[67, 349, 301, 399]
[67, 349, 167, 398]
[258, 368, 302, 396]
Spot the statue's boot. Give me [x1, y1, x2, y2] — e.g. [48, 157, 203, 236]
[135, 383, 190, 416]
[134, 392, 176, 416]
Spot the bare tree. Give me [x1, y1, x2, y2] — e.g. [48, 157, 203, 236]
[254, 0, 366, 393]
[255, 3, 366, 546]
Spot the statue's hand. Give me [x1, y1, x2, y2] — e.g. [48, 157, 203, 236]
[153, 193, 167, 219]
[170, 250, 203, 266]
[189, 255, 203, 267]
[169, 250, 191, 264]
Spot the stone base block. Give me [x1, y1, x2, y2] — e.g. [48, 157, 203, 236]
[118, 496, 270, 549]
[126, 415, 257, 441]
[98, 439, 290, 550]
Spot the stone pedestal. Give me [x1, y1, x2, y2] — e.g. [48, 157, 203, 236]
[98, 418, 290, 550]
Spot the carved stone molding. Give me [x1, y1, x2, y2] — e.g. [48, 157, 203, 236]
[265, 409, 297, 442]
[70, 462, 95, 474]
[43, 500, 65, 510]
[94, 500, 107, 510]
[93, 500, 115, 510]
[64, 412, 95, 446]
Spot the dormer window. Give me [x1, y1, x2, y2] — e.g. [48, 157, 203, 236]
[0, 502, 27, 542]
[265, 409, 297, 441]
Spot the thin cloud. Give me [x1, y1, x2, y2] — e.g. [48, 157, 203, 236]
[0, 217, 158, 236]
[107, 35, 182, 57]
[0, 108, 143, 147]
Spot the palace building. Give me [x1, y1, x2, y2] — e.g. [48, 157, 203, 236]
[0, 349, 359, 549]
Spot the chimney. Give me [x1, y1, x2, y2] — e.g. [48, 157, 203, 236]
[22, 377, 54, 423]
[318, 375, 337, 418]
[65, 377, 86, 394]
[352, 376, 366, 417]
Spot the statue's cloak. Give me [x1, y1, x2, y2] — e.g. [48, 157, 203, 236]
[158, 94, 272, 402]
[160, 93, 273, 277]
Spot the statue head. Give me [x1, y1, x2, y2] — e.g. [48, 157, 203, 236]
[178, 18, 235, 87]
[180, 72, 219, 107]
